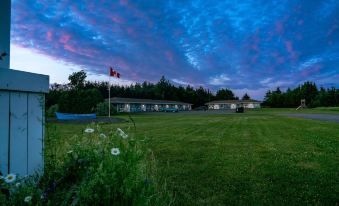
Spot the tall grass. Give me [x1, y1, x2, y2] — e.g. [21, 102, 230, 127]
[0, 124, 172, 205]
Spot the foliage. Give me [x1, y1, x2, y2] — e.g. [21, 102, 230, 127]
[263, 81, 339, 108]
[215, 88, 237, 100]
[0, 125, 172, 205]
[95, 101, 117, 116]
[68, 70, 87, 89]
[47, 71, 338, 109]
[47, 72, 236, 108]
[46, 83, 67, 108]
[241, 93, 250, 100]
[46, 104, 59, 117]
[58, 88, 103, 114]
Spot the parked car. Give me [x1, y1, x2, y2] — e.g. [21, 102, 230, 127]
[236, 105, 244, 113]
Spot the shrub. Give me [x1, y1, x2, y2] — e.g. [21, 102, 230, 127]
[95, 101, 117, 116]
[46, 104, 59, 117]
[58, 88, 103, 114]
[0, 126, 172, 205]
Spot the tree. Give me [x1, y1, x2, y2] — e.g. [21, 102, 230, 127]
[195, 87, 210, 106]
[59, 88, 103, 113]
[242, 93, 251, 100]
[69, 70, 87, 89]
[156, 76, 171, 100]
[262, 90, 272, 107]
[299, 81, 318, 107]
[216, 88, 236, 100]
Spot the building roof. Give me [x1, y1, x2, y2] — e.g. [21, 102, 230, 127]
[206, 99, 261, 105]
[108, 97, 193, 105]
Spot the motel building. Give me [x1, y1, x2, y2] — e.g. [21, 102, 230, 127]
[109, 97, 192, 112]
[206, 100, 261, 110]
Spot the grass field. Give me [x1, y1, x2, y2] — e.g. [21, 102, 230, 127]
[48, 109, 339, 205]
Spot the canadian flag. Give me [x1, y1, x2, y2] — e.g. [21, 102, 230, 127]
[109, 67, 120, 78]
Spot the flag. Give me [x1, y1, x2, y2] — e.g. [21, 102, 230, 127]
[109, 67, 120, 78]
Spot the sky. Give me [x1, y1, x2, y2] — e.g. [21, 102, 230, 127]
[10, 0, 339, 99]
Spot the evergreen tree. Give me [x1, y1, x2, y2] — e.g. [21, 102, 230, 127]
[216, 88, 236, 100]
[242, 93, 251, 100]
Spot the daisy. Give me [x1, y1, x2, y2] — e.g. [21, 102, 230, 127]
[117, 128, 128, 139]
[4, 174, 16, 183]
[111, 148, 120, 156]
[99, 133, 107, 138]
[24, 196, 32, 203]
[84, 128, 95, 133]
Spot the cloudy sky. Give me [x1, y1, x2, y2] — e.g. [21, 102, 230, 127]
[10, 0, 339, 99]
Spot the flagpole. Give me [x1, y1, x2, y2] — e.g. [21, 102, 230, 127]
[108, 67, 111, 118]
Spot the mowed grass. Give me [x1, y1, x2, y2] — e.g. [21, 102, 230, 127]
[48, 110, 339, 205]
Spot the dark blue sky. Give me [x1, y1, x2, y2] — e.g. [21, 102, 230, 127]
[11, 0, 339, 99]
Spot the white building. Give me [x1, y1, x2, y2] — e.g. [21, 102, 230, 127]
[109, 97, 192, 112]
[206, 100, 261, 110]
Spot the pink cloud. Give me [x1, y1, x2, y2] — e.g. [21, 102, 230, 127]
[64, 44, 77, 53]
[277, 56, 285, 64]
[298, 20, 304, 25]
[126, 27, 136, 37]
[46, 31, 53, 41]
[110, 14, 124, 24]
[165, 51, 174, 64]
[300, 64, 323, 77]
[284, 40, 298, 61]
[275, 22, 284, 34]
[285, 41, 293, 53]
[120, 0, 128, 6]
[59, 34, 71, 44]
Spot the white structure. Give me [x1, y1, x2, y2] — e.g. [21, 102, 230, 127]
[0, 0, 49, 176]
[109, 97, 192, 112]
[206, 100, 261, 110]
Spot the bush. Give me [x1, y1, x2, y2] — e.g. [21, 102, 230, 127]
[59, 88, 103, 114]
[46, 104, 59, 117]
[95, 101, 117, 116]
[0, 126, 172, 205]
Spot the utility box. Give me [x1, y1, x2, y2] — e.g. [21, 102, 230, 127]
[0, 70, 49, 176]
[0, 0, 49, 176]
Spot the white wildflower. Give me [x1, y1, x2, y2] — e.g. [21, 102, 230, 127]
[117, 128, 128, 139]
[16, 182, 21, 187]
[4, 174, 16, 183]
[67, 150, 73, 154]
[24, 196, 32, 203]
[111, 148, 120, 156]
[84, 128, 95, 133]
[99, 133, 107, 138]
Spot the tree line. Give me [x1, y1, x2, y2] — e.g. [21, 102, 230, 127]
[46, 70, 339, 114]
[262, 81, 339, 108]
[47, 70, 247, 113]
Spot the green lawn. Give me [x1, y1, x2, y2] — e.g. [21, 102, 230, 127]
[48, 109, 339, 205]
